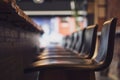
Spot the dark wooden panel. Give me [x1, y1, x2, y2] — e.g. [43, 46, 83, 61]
[0, 20, 41, 80]
[0, 0, 43, 80]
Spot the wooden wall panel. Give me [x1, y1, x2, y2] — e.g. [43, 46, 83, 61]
[106, 0, 120, 26]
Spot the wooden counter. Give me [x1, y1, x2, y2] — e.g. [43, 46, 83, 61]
[0, 0, 44, 80]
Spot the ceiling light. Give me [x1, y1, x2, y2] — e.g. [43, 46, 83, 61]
[33, 0, 44, 4]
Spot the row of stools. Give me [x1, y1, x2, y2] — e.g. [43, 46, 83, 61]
[24, 18, 117, 80]
[42, 24, 97, 59]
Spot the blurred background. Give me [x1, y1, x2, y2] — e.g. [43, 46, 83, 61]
[16, 0, 88, 47]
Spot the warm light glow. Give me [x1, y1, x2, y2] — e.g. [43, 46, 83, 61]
[24, 11, 87, 16]
[33, 0, 44, 4]
[70, 1, 75, 10]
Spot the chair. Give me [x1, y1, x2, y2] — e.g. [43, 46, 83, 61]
[24, 18, 117, 79]
[77, 24, 98, 58]
[37, 24, 98, 59]
[62, 35, 71, 48]
[69, 29, 85, 51]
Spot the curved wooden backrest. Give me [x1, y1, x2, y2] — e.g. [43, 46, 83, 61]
[62, 35, 70, 48]
[78, 25, 98, 58]
[73, 29, 85, 53]
[70, 32, 79, 50]
[65, 33, 75, 49]
[93, 18, 117, 70]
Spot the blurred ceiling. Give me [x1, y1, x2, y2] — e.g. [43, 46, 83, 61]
[16, 0, 88, 16]
[17, 0, 87, 10]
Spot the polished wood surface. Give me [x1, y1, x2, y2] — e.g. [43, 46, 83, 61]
[0, 0, 43, 80]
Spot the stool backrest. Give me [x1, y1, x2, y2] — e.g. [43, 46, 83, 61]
[73, 29, 85, 53]
[62, 35, 70, 48]
[65, 33, 74, 49]
[70, 30, 83, 51]
[79, 25, 98, 58]
[93, 18, 117, 70]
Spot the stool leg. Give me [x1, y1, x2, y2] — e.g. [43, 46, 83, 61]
[36, 71, 40, 80]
